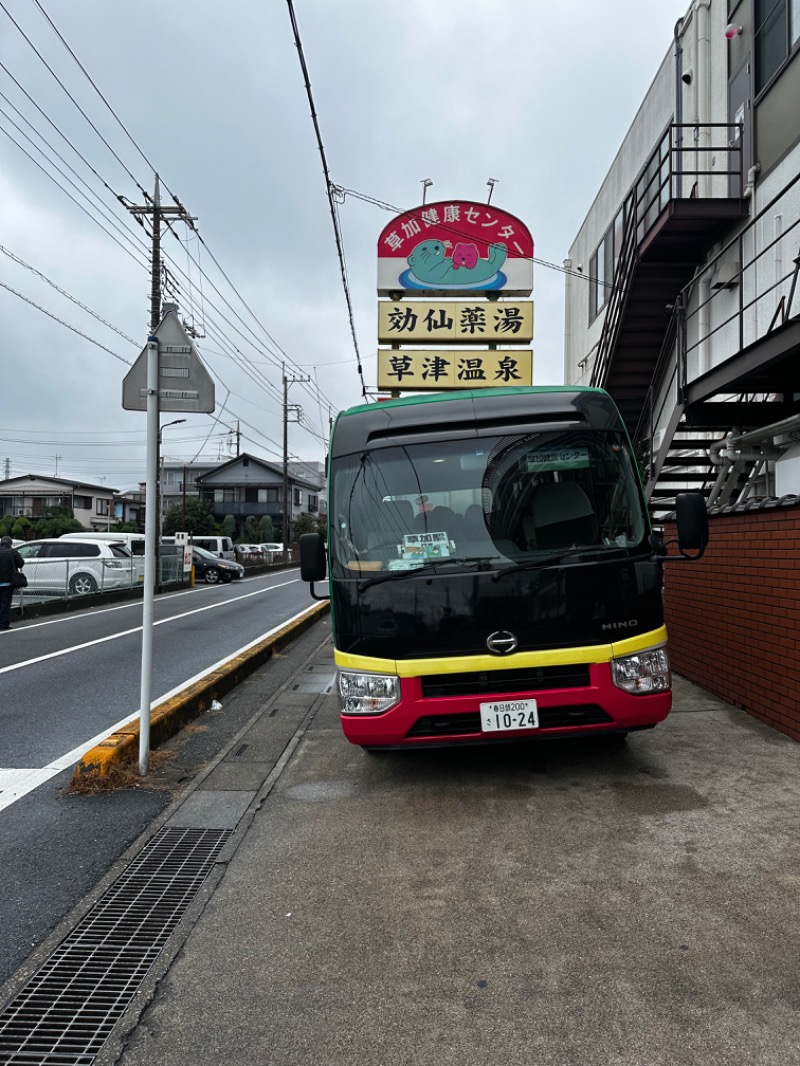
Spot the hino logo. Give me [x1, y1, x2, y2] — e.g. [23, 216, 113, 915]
[602, 619, 639, 631]
[486, 630, 518, 655]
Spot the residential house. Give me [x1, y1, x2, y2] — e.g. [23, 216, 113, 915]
[0, 474, 118, 530]
[195, 453, 323, 537]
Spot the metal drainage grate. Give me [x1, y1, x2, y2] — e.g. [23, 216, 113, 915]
[0, 826, 231, 1065]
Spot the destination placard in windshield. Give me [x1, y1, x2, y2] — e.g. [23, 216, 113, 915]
[401, 532, 452, 561]
[525, 446, 590, 472]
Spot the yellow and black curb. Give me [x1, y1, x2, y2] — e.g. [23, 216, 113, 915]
[71, 601, 330, 784]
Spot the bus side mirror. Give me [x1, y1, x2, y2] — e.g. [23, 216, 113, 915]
[299, 533, 328, 599]
[675, 492, 709, 558]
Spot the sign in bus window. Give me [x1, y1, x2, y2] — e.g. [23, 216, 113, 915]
[525, 447, 590, 473]
[401, 532, 452, 561]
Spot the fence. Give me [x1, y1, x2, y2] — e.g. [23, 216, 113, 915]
[12, 551, 185, 609]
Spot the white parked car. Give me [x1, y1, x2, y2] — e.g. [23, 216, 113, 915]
[235, 543, 265, 559]
[256, 542, 285, 558]
[15, 538, 136, 596]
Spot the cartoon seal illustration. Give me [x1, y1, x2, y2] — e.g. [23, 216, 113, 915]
[406, 239, 507, 286]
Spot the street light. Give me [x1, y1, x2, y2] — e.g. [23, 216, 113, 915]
[156, 419, 186, 588]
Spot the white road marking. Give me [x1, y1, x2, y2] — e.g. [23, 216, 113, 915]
[0, 600, 325, 814]
[0, 579, 298, 676]
[12, 569, 301, 632]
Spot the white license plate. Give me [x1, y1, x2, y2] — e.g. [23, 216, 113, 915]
[480, 698, 539, 733]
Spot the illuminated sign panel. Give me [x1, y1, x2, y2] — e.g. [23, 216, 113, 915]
[377, 349, 533, 391]
[378, 300, 533, 344]
[377, 200, 533, 297]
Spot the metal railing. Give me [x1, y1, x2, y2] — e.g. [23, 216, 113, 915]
[12, 553, 184, 609]
[680, 168, 800, 376]
[591, 123, 744, 389]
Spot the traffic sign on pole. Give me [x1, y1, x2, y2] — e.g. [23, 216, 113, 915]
[122, 310, 215, 413]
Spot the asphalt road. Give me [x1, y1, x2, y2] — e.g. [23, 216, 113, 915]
[0, 569, 309, 769]
[0, 569, 320, 986]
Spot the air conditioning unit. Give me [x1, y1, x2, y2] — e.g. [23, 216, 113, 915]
[16, 508, 32, 516]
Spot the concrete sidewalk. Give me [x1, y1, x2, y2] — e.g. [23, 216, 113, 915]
[89, 645, 800, 1066]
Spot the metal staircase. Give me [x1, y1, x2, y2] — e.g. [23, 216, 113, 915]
[589, 124, 800, 521]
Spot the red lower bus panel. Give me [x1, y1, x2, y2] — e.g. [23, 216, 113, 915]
[340, 661, 671, 747]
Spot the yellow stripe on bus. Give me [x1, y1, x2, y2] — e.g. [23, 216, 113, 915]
[334, 626, 668, 677]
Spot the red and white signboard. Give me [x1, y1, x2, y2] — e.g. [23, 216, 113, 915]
[377, 200, 533, 297]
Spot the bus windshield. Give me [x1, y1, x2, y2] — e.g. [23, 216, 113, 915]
[329, 429, 648, 577]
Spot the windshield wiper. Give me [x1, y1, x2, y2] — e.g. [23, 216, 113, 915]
[358, 556, 499, 591]
[491, 547, 631, 581]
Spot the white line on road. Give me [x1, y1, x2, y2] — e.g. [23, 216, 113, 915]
[0, 579, 299, 676]
[0, 600, 325, 813]
[11, 569, 301, 632]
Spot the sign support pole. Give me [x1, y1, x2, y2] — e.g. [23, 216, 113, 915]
[139, 173, 162, 777]
[121, 176, 209, 776]
[138, 335, 159, 776]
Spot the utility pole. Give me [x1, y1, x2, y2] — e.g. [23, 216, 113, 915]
[125, 174, 196, 777]
[127, 175, 196, 332]
[283, 366, 309, 547]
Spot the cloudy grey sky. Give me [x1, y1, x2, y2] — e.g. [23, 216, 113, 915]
[0, 0, 687, 491]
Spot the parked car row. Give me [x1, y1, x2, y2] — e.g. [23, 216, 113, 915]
[7, 531, 290, 598]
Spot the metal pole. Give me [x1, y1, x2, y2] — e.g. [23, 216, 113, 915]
[138, 336, 159, 776]
[283, 367, 289, 548]
[139, 174, 162, 777]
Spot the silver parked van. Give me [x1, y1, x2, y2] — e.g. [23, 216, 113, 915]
[162, 535, 234, 560]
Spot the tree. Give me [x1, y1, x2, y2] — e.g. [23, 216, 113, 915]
[256, 515, 274, 542]
[11, 517, 31, 539]
[163, 497, 215, 536]
[222, 514, 236, 538]
[243, 515, 259, 542]
[291, 512, 321, 541]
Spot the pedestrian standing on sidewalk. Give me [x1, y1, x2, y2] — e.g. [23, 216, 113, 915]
[0, 535, 24, 631]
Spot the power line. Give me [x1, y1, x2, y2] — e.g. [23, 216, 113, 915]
[0, 88, 149, 265]
[5, 2, 334, 448]
[0, 280, 131, 364]
[0, 59, 131, 204]
[0, 245, 139, 345]
[30, 0, 159, 180]
[0, 0, 148, 195]
[284, 0, 368, 400]
[0, 117, 147, 269]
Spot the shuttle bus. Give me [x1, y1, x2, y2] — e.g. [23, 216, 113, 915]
[300, 386, 707, 750]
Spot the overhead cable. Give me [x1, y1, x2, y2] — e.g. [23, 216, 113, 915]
[0, 0, 149, 196]
[0, 246, 139, 344]
[0, 280, 132, 364]
[284, 0, 368, 399]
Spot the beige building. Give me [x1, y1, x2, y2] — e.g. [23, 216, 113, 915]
[565, 0, 800, 521]
[0, 474, 118, 530]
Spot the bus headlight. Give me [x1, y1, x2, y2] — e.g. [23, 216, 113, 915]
[338, 671, 400, 715]
[611, 647, 671, 694]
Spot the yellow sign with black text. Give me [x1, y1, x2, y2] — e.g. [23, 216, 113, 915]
[378, 300, 533, 345]
[377, 349, 533, 391]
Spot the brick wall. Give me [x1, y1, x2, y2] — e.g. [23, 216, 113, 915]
[664, 502, 800, 742]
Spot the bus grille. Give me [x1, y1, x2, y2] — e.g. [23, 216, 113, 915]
[406, 704, 612, 738]
[420, 664, 590, 699]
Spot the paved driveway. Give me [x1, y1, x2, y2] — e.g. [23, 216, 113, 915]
[100, 662, 800, 1066]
